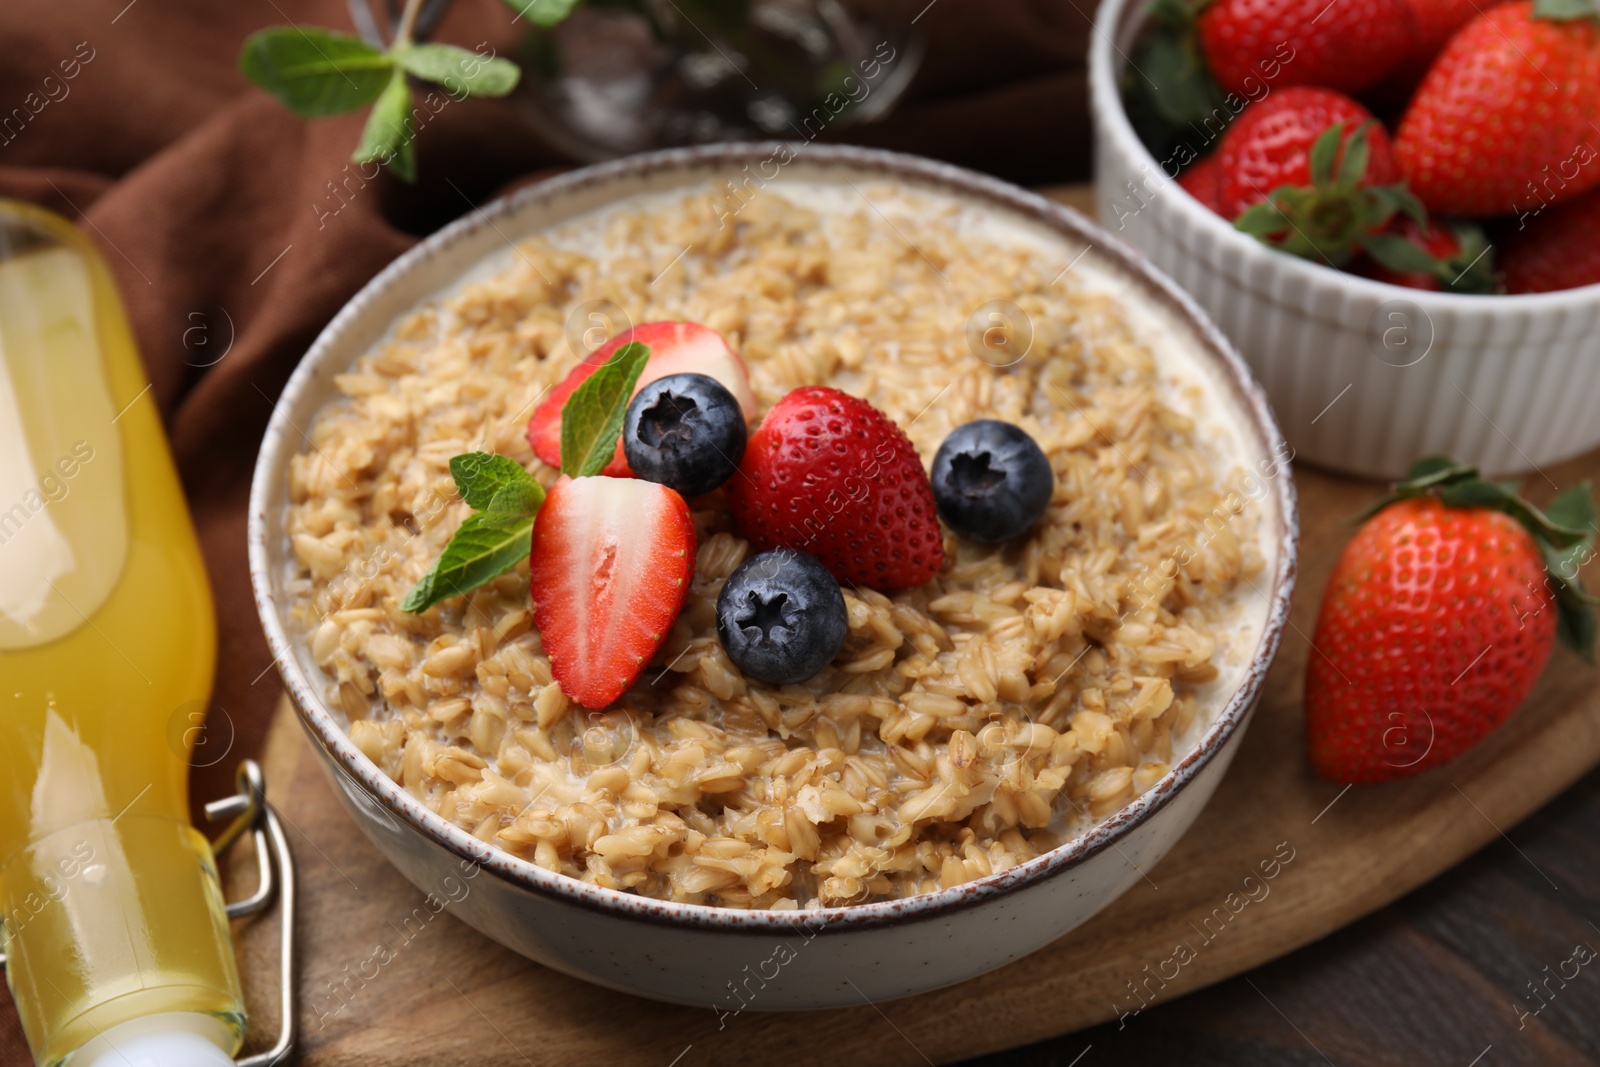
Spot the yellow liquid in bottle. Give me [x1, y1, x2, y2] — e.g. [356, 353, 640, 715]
[0, 202, 246, 1066]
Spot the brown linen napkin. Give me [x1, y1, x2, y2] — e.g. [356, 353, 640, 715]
[0, 0, 1088, 1056]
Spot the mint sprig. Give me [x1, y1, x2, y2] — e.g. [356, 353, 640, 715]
[401, 454, 545, 613]
[239, 23, 522, 183]
[400, 340, 652, 612]
[560, 341, 650, 477]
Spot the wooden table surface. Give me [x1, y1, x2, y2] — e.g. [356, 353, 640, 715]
[978, 188, 1600, 1067]
[971, 769, 1600, 1066]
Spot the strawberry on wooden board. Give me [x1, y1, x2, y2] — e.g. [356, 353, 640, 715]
[1197, 0, 1418, 96]
[1178, 153, 1226, 215]
[1305, 458, 1597, 784]
[528, 322, 757, 478]
[530, 475, 697, 709]
[726, 386, 944, 592]
[1393, 0, 1600, 218]
[1498, 188, 1600, 293]
[1360, 216, 1496, 292]
[1219, 89, 1420, 265]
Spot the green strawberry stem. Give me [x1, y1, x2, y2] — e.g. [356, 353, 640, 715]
[1122, 0, 1231, 164]
[1358, 456, 1599, 655]
[1532, 0, 1600, 24]
[1235, 123, 1426, 266]
[1364, 222, 1497, 294]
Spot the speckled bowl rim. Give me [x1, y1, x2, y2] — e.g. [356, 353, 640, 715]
[248, 143, 1299, 935]
[1088, 0, 1600, 312]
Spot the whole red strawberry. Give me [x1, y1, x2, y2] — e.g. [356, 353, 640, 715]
[726, 386, 944, 592]
[1305, 459, 1595, 783]
[1499, 188, 1600, 293]
[1394, 0, 1600, 218]
[1218, 89, 1418, 265]
[1217, 89, 1400, 219]
[1401, 0, 1484, 63]
[1365, 0, 1486, 105]
[1179, 153, 1225, 216]
[1361, 216, 1496, 292]
[1197, 0, 1417, 96]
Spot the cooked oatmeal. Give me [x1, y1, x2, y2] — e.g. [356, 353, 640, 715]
[284, 181, 1268, 908]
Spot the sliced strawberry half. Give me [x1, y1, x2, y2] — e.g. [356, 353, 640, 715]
[530, 475, 696, 709]
[528, 322, 758, 478]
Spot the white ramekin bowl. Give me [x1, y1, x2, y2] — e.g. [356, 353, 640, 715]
[249, 144, 1297, 1009]
[1089, 0, 1600, 480]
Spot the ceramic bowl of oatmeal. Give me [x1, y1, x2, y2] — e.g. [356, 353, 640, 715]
[249, 144, 1297, 1008]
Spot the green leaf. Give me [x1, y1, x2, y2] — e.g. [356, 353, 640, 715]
[1545, 482, 1597, 532]
[560, 341, 651, 477]
[392, 43, 522, 97]
[450, 453, 541, 510]
[1555, 588, 1597, 660]
[1364, 232, 1441, 274]
[239, 27, 392, 117]
[485, 477, 544, 518]
[400, 511, 535, 613]
[1404, 455, 1475, 485]
[1438, 223, 1496, 294]
[1533, 0, 1600, 22]
[502, 0, 585, 27]
[1436, 480, 1587, 549]
[1234, 198, 1292, 237]
[353, 69, 416, 182]
[1334, 124, 1371, 189]
[1120, 0, 1228, 160]
[1308, 124, 1344, 187]
[1390, 186, 1428, 227]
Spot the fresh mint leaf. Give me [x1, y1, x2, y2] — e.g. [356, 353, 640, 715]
[450, 453, 540, 510]
[486, 478, 544, 517]
[353, 69, 416, 182]
[560, 341, 651, 477]
[401, 511, 535, 613]
[402, 455, 544, 612]
[392, 43, 522, 97]
[240, 27, 393, 117]
[502, 0, 585, 28]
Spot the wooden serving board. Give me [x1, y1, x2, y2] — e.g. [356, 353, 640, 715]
[231, 189, 1600, 1066]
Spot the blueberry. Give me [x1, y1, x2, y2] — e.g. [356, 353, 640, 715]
[716, 548, 848, 685]
[624, 373, 747, 497]
[930, 420, 1054, 543]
